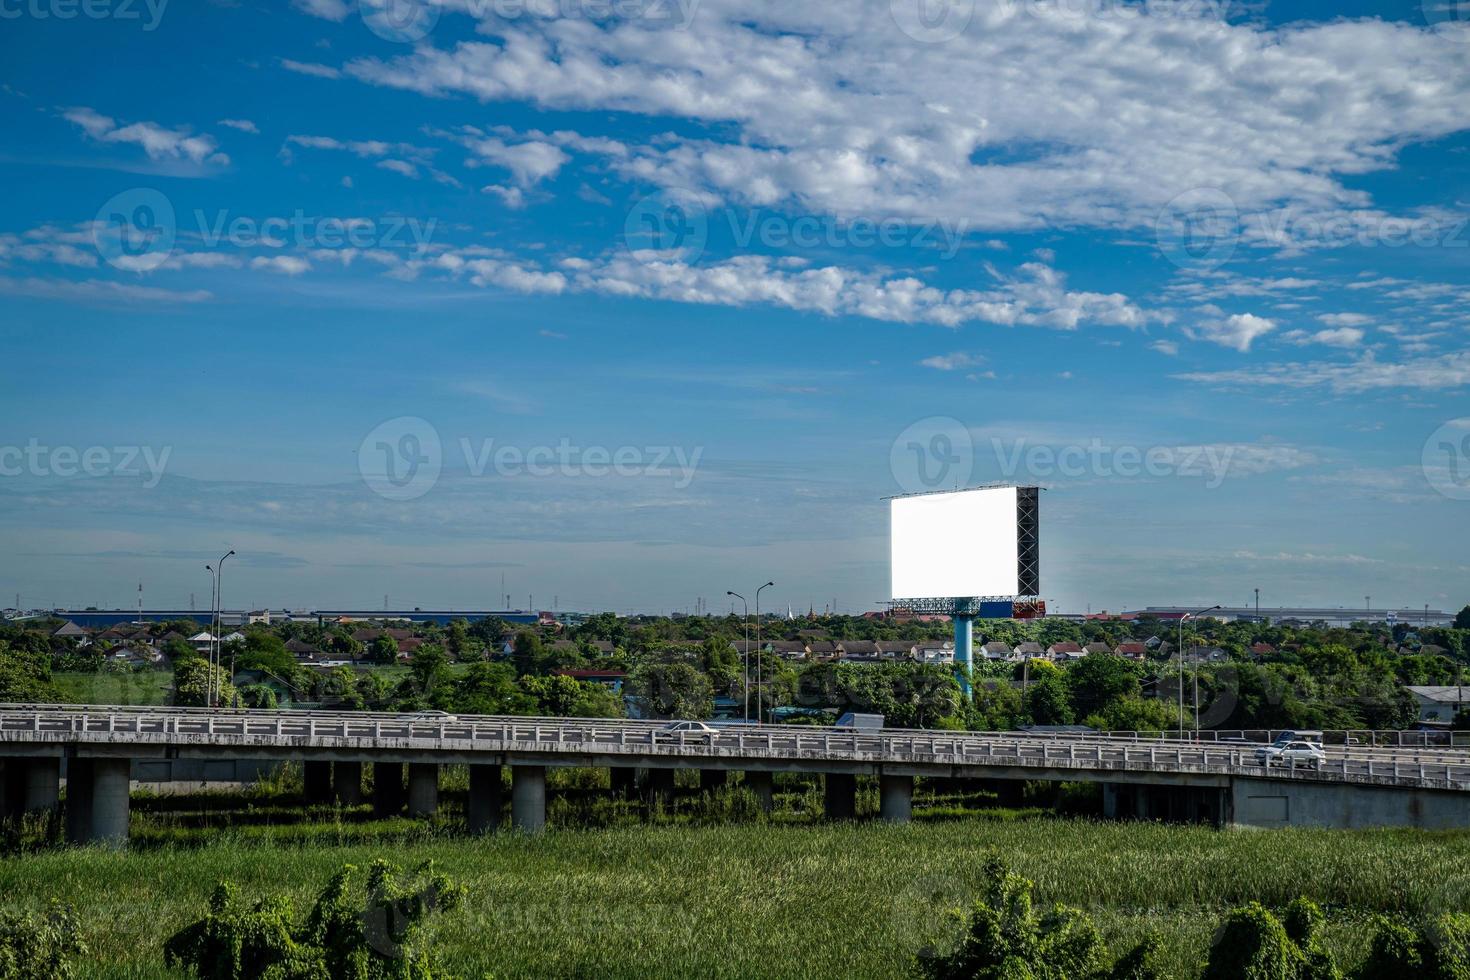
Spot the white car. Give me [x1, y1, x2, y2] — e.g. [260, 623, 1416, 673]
[1254, 739, 1326, 770]
[657, 720, 718, 741]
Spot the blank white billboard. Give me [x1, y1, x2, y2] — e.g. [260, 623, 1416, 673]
[890, 487, 1021, 599]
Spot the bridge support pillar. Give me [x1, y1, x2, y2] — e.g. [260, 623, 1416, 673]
[824, 773, 856, 821]
[0, 760, 19, 821]
[699, 769, 728, 792]
[304, 761, 332, 804]
[23, 758, 60, 814]
[373, 762, 404, 817]
[610, 766, 637, 799]
[743, 771, 774, 811]
[65, 759, 95, 844]
[333, 762, 363, 806]
[879, 775, 913, 823]
[468, 765, 502, 834]
[90, 758, 130, 846]
[646, 768, 675, 808]
[511, 765, 546, 833]
[407, 763, 439, 818]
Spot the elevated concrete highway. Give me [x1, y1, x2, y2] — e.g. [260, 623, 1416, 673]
[3, 705, 1468, 844]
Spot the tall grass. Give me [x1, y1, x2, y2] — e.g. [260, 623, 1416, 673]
[2, 818, 1468, 978]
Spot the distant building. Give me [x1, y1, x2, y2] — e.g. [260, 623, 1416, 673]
[1406, 686, 1470, 723]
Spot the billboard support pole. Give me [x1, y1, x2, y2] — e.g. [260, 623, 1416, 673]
[954, 614, 974, 700]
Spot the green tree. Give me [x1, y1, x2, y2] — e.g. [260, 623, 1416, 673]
[1023, 667, 1074, 726]
[920, 853, 1160, 980]
[173, 658, 237, 708]
[0, 640, 61, 702]
[629, 661, 713, 719]
[369, 635, 400, 666]
[1066, 655, 1142, 720]
[164, 859, 466, 980]
[1455, 605, 1470, 631]
[409, 644, 449, 697]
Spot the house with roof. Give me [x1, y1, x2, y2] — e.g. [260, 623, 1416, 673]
[1250, 642, 1277, 656]
[188, 631, 216, 652]
[1406, 686, 1470, 723]
[838, 640, 881, 662]
[51, 620, 90, 645]
[1115, 641, 1147, 660]
[1082, 642, 1114, 657]
[1014, 641, 1044, 660]
[1047, 641, 1085, 661]
[552, 668, 627, 693]
[286, 638, 324, 661]
[875, 641, 916, 661]
[806, 640, 841, 660]
[981, 641, 1014, 661]
[766, 640, 809, 660]
[916, 641, 955, 665]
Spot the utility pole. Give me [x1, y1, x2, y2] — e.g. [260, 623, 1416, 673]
[1254, 588, 1259, 619]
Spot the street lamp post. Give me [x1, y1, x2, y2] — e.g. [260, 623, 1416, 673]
[205, 564, 217, 702]
[1179, 604, 1222, 739]
[214, 550, 235, 706]
[727, 591, 749, 722]
[755, 581, 774, 723]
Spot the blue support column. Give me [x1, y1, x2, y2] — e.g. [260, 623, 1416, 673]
[954, 615, 974, 699]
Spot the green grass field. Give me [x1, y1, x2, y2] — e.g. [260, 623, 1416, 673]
[50, 671, 174, 706]
[3, 815, 1469, 978]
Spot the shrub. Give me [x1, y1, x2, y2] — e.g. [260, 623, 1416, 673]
[164, 859, 467, 979]
[1202, 900, 1341, 980]
[0, 900, 87, 979]
[1359, 912, 1470, 979]
[918, 853, 1163, 980]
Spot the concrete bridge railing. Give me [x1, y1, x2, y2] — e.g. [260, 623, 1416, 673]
[4, 705, 1470, 844]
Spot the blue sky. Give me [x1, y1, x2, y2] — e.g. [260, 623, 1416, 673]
[1, 0, 1468, 616]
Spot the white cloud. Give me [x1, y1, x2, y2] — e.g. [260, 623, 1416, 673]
[462, 136, 569, 187]
[251, 255, 312, 276]
[0, 275, 212, 304]
[62, 107, 229, 166]
[1150, 340, 1179, 356]
[1175, 352, 1470, 393]
[342, 5, 1470, 243]
[280, 59, 341, 80]
[1317, 312, 1372, 328]
[1281, 326, 1365, 349]
[218, 118, 259, 134]
[377, 159, 419, 178]
[920, 352, 985, 371]
[1187, 313, 1276, 352]
[292, 0, 350, 20]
